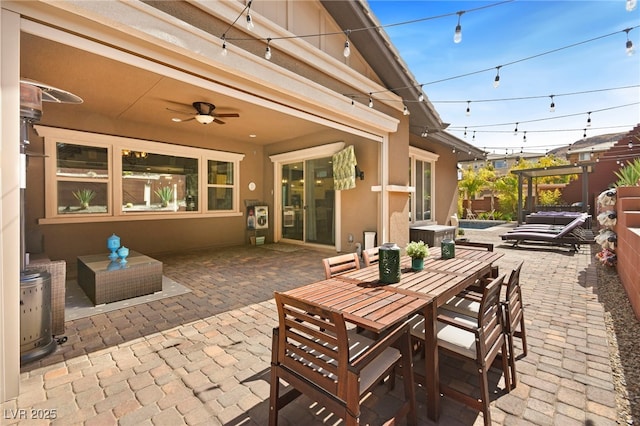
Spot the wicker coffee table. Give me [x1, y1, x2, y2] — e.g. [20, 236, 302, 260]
[77, 251, 163, 305]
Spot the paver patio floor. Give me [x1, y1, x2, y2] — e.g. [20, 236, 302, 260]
[1, 225, 622, 425]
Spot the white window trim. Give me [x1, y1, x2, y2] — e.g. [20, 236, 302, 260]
[36, 125, 244, 224]
[409, 146, 439, 224]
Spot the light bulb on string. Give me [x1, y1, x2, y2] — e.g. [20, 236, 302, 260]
[627, 0, 637, 12]
[583, 129, 587, 139]
[368, 94, 373, 108]
[625, 29, 635, 56]
[463, 127, 467, 138]
[493, 66, 501, 88]
[586, 112, 592, 127]
[520, 147, 524, 154]
[403, 105, 410, 116]
[418, 85, 424, 102]
[513, 122, 518, 135]
[221, 36, 228, 56]
[343, 30, 351, 58]
[453, 11, 464, 44]
[549, 95, 555, 112]
[465, 101, 471, 116]
[523, 131, 527, 143]
[264, 38, 272, 60]
[246, 13, 254, 31]
[472, 131, 476, 142]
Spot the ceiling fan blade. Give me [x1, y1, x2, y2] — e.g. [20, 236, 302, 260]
[172, 117, 195, 123]
[213, 118, 226, 125]
[166, 107, 193, 115]
[213, 113, 240, 118]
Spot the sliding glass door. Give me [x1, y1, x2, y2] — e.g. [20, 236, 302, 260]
[281, 158, 334, 245]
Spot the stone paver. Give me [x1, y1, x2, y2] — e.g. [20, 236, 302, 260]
[1, 226, 625, 425]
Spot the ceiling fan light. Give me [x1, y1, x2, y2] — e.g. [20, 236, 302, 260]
[195, 114, 214, 124]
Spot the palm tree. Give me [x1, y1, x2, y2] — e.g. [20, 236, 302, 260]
[458, 168, 484, 218]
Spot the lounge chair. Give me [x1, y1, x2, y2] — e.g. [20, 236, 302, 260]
[500, 214, 593, 252]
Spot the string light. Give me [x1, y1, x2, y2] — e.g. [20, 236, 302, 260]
[625, 28, 635, 56]
[343, 30, 351, 58]
[583, 128, 587, 139]
[586, 112, 592, 127]
[418, 85, 425, 102]
[421, 128, 429, 137]
[472, 131, 476, 142]
[523, 131, 527, 143]
[514, 123, 519, 135]
[466, 101, 471, 116]
[453, 11, 464, 44]
[368, 94, 373, 108]
[627, 0, 638, 12]
[264, 38, 272, 60]
[549, 95, 555, 112]
[493, 66, 501, 88]
[403, 105, 410, 115]
[221, 36, 228, 56]
[464, 127, 467, 138]
[246, 13, 254, 31]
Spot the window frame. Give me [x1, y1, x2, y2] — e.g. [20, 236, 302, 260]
[409, 146, 439, 225]
[37, 126, 244, 224]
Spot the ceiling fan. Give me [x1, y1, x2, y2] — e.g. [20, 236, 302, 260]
[168, 101, 239, 125]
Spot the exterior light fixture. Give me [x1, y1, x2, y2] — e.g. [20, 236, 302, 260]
[403, 105, 410, 116]
[549, 95, 555, 112]
[625, 29, 635, 56]
[265, 38, 272, 60]
[514, 122, 519, 135]
[493, 66, 501, 88]
[453, 11, 464, 44]
[465, 100, 471, 116]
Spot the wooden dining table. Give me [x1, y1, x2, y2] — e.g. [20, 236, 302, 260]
[282, 246, 503, 422]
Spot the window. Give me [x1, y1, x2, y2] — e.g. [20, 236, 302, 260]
[409, 147, 439, 223]
[493, 159, 508, 169]
[38, 126, 244, 223]
[578, 152, 591, 161]
[55, 143, 109, 215]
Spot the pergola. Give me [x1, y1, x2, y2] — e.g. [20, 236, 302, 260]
[511, 163, 595, 224]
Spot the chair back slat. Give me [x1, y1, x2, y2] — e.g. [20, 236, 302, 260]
[322, 253, 361, 279]
[362, 247, 380, 267]
[477, 275, 505, 356]
[275, 292, 350, 398]
[505, 262, 524, 328]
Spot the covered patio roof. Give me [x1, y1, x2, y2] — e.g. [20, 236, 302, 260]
[511, 163, 596, 224]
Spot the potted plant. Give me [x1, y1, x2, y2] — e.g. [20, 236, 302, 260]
[155, 186, 173, 207]
[72, 188, 96, 210]
[405, 240, 429, 271]
[456, 228, 468, 243]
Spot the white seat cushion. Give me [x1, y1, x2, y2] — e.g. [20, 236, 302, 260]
[408, 310, 479, 359]
[442, 295, 480, 316]
[292, 329, 400, 394]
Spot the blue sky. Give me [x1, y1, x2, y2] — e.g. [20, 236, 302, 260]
[367, 0, 640, 154]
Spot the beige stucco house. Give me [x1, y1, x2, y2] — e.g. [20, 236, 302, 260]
[0, 0, 483, 401]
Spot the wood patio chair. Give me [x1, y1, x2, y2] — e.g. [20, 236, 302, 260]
[269, 292, 417, 426]
[361, 247, 379, 267]
[442, 261, 526, 388]
[466, 208, 477, 219]
[408, 275, 509, 426]
[322, 253, 361, 279]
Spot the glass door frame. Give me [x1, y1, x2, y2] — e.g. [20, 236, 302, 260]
[270, 142, 345, 251]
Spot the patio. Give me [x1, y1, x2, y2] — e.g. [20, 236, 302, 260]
[1, 225, 633, 425]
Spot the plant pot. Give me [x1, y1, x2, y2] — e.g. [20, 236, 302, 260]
[411, 257, 424, 271]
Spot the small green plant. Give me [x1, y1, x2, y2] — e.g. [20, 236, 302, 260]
[614, 158, 640, 187]
[72, 188, 95, 209]
[457, 228, 465, 236]
[154, 186, 174, 207]
[405, 240, 429, 259]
